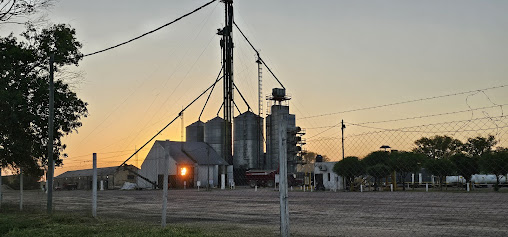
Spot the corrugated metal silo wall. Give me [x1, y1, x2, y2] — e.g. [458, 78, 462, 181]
[186, 121, 204, 142]
[266, 105, 297, 172]
[233, 111, 264, 170]
[204, 117, 231, 163]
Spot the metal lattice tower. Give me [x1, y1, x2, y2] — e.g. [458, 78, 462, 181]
[218, 0, 234, 164]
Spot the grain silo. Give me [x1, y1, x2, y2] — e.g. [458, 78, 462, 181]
[233, 111, 263, 170]
[265, 88, 298, 172]
[186, 120, 204, 142]
[204, 117, 231, 164]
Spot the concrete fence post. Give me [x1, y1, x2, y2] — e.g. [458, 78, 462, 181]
[20, 167, 23, 211]
[0, 169, 2, 210]
[92, 153, 97, 218]
[279, 114, 290, 237]
[161, 143, 170, 227]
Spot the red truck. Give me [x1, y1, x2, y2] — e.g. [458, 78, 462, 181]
[246, 170, 302, 188]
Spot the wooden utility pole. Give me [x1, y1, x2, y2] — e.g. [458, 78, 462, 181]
[341, 120, 345, 160]
[47, 54, 55, 214]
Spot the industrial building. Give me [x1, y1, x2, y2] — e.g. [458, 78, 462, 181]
[313, 161, 344, 191]
[54, 165, 138, 190]
[137, 140, 229, 189]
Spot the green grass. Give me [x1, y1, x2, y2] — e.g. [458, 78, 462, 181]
[0, 207, 251, 237]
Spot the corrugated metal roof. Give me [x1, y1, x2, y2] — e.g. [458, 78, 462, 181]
[56, 166, 117, 178]
[154, 140, 229, 165]
[56, 165, 138, 178]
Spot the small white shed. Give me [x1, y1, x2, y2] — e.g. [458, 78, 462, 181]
[314, 162, 344, 191]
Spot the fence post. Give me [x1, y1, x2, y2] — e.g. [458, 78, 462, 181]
[279, 114, 290, 237]
[426, 183, 429, 192]
[0, 169, 2, 210]
[161, 143, 170, 228]
[467, 182, 470, 192]
[20, 167, 23, 211]
[92, 153, 97, 218]
[390, 184, 393, 192]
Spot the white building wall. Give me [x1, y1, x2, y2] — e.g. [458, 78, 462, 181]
[137, 142, 177, 189]
[314, 162, 344, 190]
[196, 165, 219, 187]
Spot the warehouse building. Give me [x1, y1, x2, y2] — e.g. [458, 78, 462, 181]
[137, 140, 229, 189]
[54, 165, 138, 190]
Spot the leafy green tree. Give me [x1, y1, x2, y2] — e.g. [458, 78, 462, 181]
[479, 150, 508, 191]
[362, 151, 391, 191]
[424, 158, 456, 190]
[302, 151, 329, 164]
[390, 151, 425, 191]
[366, 164, 391, 191]
[333, 156, 364, 191]
[450, 153, 479, 190]
[413, 135, 463, 160]
[463, 135, 497, 158]
[0, 24, 87, 176]
[0, 0, 53, 22]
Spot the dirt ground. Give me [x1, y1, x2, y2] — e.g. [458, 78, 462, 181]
[2, 187, 507, 237]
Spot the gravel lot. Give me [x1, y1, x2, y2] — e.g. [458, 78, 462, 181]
[2, 187, 508, 236]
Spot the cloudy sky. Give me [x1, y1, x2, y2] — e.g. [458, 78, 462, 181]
[2, 0, 508, 175]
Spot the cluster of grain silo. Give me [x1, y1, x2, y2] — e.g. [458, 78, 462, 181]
[184, 88, 303, 186]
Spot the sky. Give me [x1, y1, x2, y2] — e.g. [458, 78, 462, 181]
[2, 0, 508, 176]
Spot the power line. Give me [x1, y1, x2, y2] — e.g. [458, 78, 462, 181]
[299, 84, 508, 120]
[233, 21, 285, 89]
[83, 0, 217, 57]
[305, 104, 507, 129]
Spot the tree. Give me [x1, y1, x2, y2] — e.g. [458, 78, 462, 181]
[424, 158, 456, 190]
[0, 0, 53, 23]
[450, 153, 479, 190]
[463, 135, 497, 158]
[333, 156, 364, 191]
[413, 135, 463, 160]
[390, 151, 425, 191]
[480, 150, 508, 191]
[366, 164, 391, 191]
[0, 24, 87, 176]
[362, 151, 391, 191]
[302, 151, 329, 164]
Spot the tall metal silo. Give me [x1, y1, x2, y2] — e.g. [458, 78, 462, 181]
[186, 120, 204, 142]
[233, 111, 263, 170]
[204, 117, 231, 164]
[266, 105, 296, 171]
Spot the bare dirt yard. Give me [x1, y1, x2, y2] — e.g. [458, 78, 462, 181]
[2, 187, 507, 237]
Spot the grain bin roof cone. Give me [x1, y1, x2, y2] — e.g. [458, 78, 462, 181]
[186, 120, 205, 142]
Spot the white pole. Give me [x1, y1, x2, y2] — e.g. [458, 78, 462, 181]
[221, 174, 225, 190]
[411, 173, 415, 184]
[467, 182, 470, 192]
[19, 167, 23, 211]
[162, 144, 170, 228]
[92, 153, 97, 218]
[279, 114, 290, 237]
[360, 184, 363, 193]
[0, 169, 2, 210]
[426, 183, 429, 192]
[390, 184, 393, 192]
